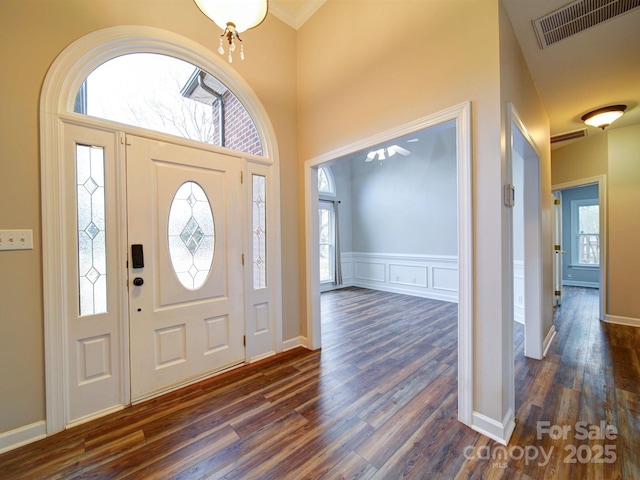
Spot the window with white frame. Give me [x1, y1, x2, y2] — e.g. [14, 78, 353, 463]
[571, 198, 599, 266]
[75, 53, 263, 156]
[318, 166, 335, 196]
[319, 200, 335, 283]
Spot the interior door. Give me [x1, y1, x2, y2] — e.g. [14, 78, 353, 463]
[126, 134, 244, 401]
[553, 191, 564, 306]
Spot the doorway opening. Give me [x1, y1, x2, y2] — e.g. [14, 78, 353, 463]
[508, 106, 549, 360]
[552, 177, 607, 320]
[304, 102, 473, 427]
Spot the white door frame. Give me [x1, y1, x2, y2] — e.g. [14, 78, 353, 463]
[304, 102, 474, 427]
[40, 26, 282, 434]
[552, 176, 607, 321]
[507, 104, 549, 360]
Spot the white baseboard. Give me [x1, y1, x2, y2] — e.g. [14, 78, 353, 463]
[542, 325, 557, 357]
[282, 336, 308, 351]
[0, 420, 46, 454]
[605, 315, 640, 328]
[471, 409, 515, 446]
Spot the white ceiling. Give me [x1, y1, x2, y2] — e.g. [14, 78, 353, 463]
[270, 0, 640, 146]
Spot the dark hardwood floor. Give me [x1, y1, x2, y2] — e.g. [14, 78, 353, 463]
[0, 286, 638, 479]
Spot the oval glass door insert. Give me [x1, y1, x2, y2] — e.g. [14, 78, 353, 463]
[168, 181, 215, 290]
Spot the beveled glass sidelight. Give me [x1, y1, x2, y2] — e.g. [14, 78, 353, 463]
[76, 143, 107, 316]
[168, 181, 215, 290]
[252, 174, 267, 289]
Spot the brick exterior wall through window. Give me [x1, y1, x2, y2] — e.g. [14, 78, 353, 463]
[212, 91, 263, 156]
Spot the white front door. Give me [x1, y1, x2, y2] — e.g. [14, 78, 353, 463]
[126, 135, 245, 401]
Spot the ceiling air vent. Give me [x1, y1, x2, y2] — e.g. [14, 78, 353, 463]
[551, 128, 588, 144]
[534, 0, 640, 49]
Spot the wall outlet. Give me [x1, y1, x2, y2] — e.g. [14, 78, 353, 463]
[0, 229, 33, 251]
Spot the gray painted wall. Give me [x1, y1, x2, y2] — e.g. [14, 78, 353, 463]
[561, 184, 599, 286]
[330, 125, 457, 256]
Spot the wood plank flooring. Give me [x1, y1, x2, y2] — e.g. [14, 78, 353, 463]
[0, 286, 638, 479]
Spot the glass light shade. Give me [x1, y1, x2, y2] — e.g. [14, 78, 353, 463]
[581, 105, 626, 129]
[194, 0, 268, 33]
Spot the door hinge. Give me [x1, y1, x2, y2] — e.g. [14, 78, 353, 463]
[241, 171, 244, 184]
[241, 253, 245, 266]
[554, 198, 561, 205]
[554, 244, 561, 251]
[555, 290, 562, 296]
[243, 335, 246, 346]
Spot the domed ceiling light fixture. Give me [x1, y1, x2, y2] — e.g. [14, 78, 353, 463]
[581, 105, 627, 130]
[193, 0, 268, 63]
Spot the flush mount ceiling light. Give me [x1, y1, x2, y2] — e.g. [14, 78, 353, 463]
[193, 0, 268, 63]
[581, 105, 627, 130]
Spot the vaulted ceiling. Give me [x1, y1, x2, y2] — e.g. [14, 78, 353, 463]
[270, 0, 640, 147]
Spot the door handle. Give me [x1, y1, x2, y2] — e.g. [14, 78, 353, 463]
[133, 277, 144, 287]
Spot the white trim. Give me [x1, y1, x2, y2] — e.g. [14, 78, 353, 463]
[552, 175, 607, 320]
[0, 421, 47, 455]
[41, 26, 282, 436]
[508, 103, 544, 363]
[338, 252, 459, 302]
[304, 101, 474, 428]
[282, 336, 308, 351]
[268, 1, 326, 29]
[471, 409, 515, 446]
[542, 325, 557, 357]
[604, 315, 640, 328]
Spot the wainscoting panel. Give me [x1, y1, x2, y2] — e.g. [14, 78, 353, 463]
[333, 252, 458, 302]
[432, 267, 457, 292]
[389, 263, 428, 288]
[355, 261, 386, 283]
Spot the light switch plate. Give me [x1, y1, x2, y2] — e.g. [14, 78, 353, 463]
[0, 229, 33, 251]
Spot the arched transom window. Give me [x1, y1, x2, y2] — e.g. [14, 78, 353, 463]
[75, 53, 263, 156]
[318, 166, 335, 196]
